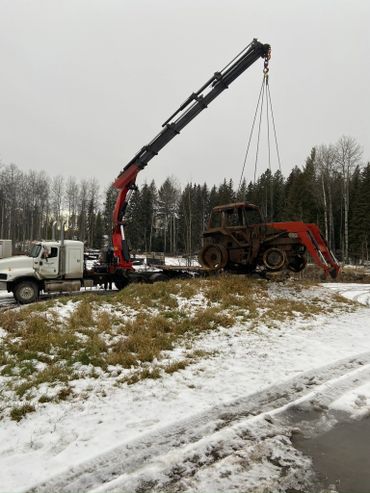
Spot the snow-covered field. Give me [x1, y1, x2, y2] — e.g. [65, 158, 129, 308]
[1, 283, 370, 492]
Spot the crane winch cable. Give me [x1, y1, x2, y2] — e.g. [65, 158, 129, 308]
[266, 75, 273, 219]
[237, 50, 282, 198]
[237, 77, 265, 192]
[266, 82, 282, 173]
[253, 76, 266, 184]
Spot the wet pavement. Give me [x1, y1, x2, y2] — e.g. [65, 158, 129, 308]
[293, 415, 370, 492]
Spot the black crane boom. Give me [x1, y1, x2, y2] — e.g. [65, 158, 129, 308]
[117, 39, 270, 177]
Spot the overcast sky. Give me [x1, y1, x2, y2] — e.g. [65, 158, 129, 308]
[0, 0, 369, 191]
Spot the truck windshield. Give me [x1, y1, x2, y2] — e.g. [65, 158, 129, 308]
[29, 244, 42, 258]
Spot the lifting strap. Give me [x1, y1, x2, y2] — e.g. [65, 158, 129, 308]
[237, 52, 282, 200]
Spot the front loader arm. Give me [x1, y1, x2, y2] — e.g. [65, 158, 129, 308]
[269, 222, 340, 278]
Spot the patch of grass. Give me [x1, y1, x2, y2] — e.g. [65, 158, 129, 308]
[0, 274, 360, 420]
[57, 386, 73, 401]
[68, 300, 94, 330]
[1, 364, 16, 376]
[188, 308, 235, 334]
[38, 394, 54, 404]
[106, 342, 138, 368]
[74, 333, 107, 367]
[13, 364, 75, 399]
[0, 310, 22, 333]
[114, 280, 180, 310]
[120, 315, 175, 363]
[163, 360, 188, 374]
[261, 298, 316, 323]
[96, 311, 113, 333]
[10, 404, 35, 421]
[15, 381, 32, 398]
[123, 366, 162, 385]
[188, 348, 213, 359]
[34, 365, 75, 385]
[178, 282, 198, 299]
[332, 293, 358, 308]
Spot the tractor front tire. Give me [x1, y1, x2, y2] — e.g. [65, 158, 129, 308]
[262, 248, 286, 271]
[13, 281, 39, 304]
[287, 254, 307, 273]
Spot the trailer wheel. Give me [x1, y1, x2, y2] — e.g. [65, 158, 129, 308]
[114, 277, 130, 291]
[199, 244, 228, 270]
[13, 281, 39, 304]
[262, 248, 286, 271]
[149, 273, 169, 283]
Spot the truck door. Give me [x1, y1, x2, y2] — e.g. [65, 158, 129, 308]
[38, 246, 59, 278]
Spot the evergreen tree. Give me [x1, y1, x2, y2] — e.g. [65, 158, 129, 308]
[217, 178, 235, 205]
[157, 178, 179, 253]
[102, 184, 118, 238]
[93, 211, 104, 249]
[271, 170, 285, 221]
[125, 181, 158, 253]
[349, 163, 370, 261]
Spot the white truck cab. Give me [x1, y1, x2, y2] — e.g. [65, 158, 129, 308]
[0, 240, 87, 304]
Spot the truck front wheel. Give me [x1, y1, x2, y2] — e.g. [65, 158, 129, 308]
[13, 281, 39, 304]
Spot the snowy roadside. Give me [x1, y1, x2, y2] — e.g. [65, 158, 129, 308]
[0, 283, 370, 492]
[323, 282, 370, 306]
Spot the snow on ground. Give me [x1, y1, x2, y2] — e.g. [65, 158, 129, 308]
[0, 283, 370, 492]
[324, 282, 370, 306]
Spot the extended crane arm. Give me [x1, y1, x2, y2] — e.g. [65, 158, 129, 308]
[112, 39, 270, 268]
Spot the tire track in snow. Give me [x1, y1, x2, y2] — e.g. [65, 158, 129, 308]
[25, 352, 370, 493]
[325, 283, 370, 306]
[89, 361, 370, 493]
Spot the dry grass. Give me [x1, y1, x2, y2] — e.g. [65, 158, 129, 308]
[0, 274, 357, 420]
[10, 404, 36, 422]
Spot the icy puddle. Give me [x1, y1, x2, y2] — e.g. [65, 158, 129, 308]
[294, 415, 370, 492]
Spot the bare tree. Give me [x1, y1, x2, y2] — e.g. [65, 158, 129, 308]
[78, 179, 89, 242]
[65, 176, 79, 237]
[335, 136, 363, 262]
[87, 178, 100, 247]
[316, 144, 336, 248]
[50, 175, 65, 224]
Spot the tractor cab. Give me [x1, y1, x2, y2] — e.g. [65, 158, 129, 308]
[207, 202, 263, 230]
[199, 202, 266, 271]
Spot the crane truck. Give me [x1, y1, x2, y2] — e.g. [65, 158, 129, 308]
[0, 39, 339, 304]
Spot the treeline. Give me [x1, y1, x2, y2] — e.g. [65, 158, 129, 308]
[124, 136, 370, 263]
[0, 166, 104, 250]
[1, 136, 369, 262]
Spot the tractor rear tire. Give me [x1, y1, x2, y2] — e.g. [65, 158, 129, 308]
[199, 244, 228, 270]
[13, 281, 39, 304]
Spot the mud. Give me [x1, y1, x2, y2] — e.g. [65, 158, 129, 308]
[293, 414, 370, 493]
